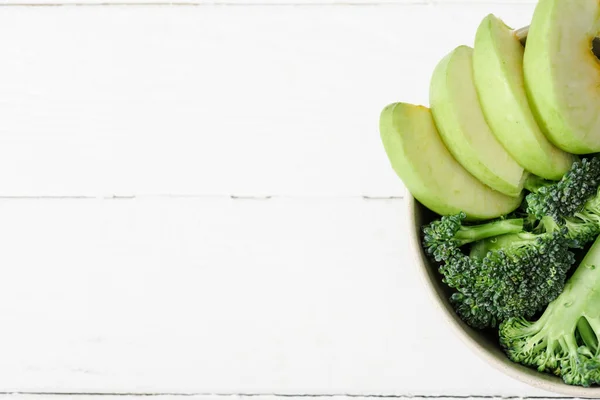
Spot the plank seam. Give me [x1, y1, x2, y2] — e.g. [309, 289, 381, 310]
[0, 195, 405, 200]
[0, 2, 419, 5]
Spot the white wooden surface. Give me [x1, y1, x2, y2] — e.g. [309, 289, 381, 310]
[0, 1, 569, 398]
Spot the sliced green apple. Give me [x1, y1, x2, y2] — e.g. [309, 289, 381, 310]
[379, 102, 522, 220]
[524, 0, 600, 154]
[430, 45, 526, 197]
[473, 14, 576, 180]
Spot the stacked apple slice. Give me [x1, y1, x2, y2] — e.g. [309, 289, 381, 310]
[473, 15, 576, 181]
[380, 0, 599, 220]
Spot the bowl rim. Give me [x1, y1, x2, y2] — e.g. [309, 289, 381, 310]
[406, 194, 600, 397]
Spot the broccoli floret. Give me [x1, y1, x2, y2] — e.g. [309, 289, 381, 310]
[526, 157, 600, 222]
[559, 192, 600, 247]
[423, 214, 575, 329]
[422, 212, 525, 262]
[447, 229, 574, 329]
[521, 157, 600, 249]
[500, 235, 600, 387]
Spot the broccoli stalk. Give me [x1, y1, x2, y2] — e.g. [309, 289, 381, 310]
[470, 231, 551, 258]
[447, 219, 525, 244]
[523, 173, 555, 194]
[500, 235, 600, 387]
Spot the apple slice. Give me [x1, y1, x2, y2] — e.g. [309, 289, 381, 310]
[430, 45, 526, 197]
[524, 0, 600, 154]
[379, 102, 522, 220]
[473, 14, 576, 180]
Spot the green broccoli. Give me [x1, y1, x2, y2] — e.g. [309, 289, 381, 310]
[421, 157, 600, 330]
[526, 157, 600, 247]
[500, 235, 600, 387]
[423, 213, 575, 329]
[422, 212, 525, 262]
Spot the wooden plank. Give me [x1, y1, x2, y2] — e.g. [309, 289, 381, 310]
[0, 397, 568, 400]
[0, 197, 552, 396]
[0, 397, 570, 400]
[0, 3, 535, 197]
[0, 1, 540, 5]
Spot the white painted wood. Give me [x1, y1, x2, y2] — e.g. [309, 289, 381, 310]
[0, 197, 553, 396]
[3, 396, 556, 400]
[0, 397, 570, 400]
[0, 3, 535, 198]
[0, 2, 568, 397]
[0, 1, 540, 5]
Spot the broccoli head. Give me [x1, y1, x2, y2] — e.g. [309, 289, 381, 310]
[519, 156, 600, 249]
[561, 191, 600, 248]
[422, 214, 575, 329]
[500, 235, 600, 387]
[526, 157, 600, 222]
[447, 228, 574, 329]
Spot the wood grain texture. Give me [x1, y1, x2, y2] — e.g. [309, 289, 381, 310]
[0, 3, 535, 198]
[0, 197, 553, 396]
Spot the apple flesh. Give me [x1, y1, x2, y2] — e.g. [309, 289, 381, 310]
[473, 14, 576, 180]
[379, 102, 522, 220]
[524, 0, 600, 154]
[430, 45, 526, 197]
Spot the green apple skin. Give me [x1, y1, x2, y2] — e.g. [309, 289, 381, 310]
[379, 102, 522, 221]
[524, 0, 600, 154]
[473, 14, 576, 180]
[430, 45, 525, 197]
